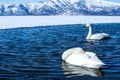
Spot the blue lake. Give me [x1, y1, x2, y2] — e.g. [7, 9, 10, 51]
[0, 23, 120, 79]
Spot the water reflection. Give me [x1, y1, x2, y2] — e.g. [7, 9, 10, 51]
[62, 62, 104, 77]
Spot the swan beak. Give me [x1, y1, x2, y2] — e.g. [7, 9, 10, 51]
[81, 51, 85, 54]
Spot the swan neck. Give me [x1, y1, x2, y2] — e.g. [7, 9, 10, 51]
[86, 26, 92, 39]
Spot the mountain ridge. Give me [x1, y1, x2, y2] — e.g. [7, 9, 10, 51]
[0, 0, 120, 16]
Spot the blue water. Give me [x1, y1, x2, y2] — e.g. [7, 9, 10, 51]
[0, 23, 120, 79]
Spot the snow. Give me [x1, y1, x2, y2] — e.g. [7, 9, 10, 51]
[0, 16, 120, 29]
[70, 0, 80, 3]
[0, 0, 120, 16]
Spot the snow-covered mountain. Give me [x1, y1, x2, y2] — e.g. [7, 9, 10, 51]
[0, 0, 120, 16]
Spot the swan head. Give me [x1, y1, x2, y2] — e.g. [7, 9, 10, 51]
[74, 47, 85, 54]
[85, 23, 91, 28]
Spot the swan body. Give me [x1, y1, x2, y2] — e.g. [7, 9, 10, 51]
[62, 47, 105, 69]
[85, 23, 110, 40]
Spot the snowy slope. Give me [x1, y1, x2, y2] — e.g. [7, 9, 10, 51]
[0, 0, 120, 16]
[0, 16, 120, 29]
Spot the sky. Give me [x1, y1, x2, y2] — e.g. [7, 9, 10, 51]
[0, 0, 120, 4]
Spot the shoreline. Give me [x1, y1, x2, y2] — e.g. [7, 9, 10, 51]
[0, 16, 120, 29]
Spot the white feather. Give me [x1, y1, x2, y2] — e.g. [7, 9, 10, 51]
[62, 47, 105, 69]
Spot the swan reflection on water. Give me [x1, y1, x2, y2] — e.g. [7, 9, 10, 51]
[62, 62, 104, 77]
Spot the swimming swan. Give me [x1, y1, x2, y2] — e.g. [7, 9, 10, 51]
[85, 23, 110, 40]
[62, 47, 105, 69]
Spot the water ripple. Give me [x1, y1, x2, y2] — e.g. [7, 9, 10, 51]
[0, 23, 120, 79]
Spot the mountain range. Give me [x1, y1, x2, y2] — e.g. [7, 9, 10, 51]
[0, 0, 120, 16]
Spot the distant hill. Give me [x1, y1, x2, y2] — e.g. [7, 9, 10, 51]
[0, 0, 120, 16]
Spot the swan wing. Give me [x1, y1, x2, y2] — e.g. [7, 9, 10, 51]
[86, 52, 105, 65]
[101, 33, 109, 37]
[65, 53, 90, 66]
[91, 33, 109, 40]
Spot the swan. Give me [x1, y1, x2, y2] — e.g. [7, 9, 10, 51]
[62, 47, 105, 69]
[85, 23, 110, 40]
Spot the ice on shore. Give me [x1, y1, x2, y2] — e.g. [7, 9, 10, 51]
[0, 16, 120, 29]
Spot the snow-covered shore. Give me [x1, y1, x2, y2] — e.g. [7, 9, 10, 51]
[0, 16, 120, 29]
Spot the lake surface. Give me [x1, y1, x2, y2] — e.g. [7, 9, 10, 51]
[0, 23, 120, 79]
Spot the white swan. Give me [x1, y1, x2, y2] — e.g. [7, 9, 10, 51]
[85, 23, 110, 40]
[62, 47, 105, 69]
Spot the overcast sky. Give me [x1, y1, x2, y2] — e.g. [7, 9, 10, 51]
[0, 0, 120, 4]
